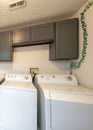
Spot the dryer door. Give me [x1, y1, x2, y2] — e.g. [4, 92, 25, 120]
[50, 92, 93, 130]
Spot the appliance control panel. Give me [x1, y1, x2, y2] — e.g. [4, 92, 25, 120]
[37, 74, 78, 85]
[5, 74, 32, 82]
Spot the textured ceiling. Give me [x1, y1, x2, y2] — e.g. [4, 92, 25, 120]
[0, 0, 87, 29]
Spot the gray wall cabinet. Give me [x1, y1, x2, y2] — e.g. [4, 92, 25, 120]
[12, 27, 31, 47]
[0, 31, 12, 61]
[0, 18, 78, 61]
[49, 18, 79, 60]
[31, 23, 55, 45]
[12, 23, 55, 47]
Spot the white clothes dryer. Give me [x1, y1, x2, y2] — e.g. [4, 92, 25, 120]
[0, 73, 37, 130]
[34, 74, 93, 130]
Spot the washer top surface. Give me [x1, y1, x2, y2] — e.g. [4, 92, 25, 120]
[1, 73, 36, 91]
[1, 81, 36, 91]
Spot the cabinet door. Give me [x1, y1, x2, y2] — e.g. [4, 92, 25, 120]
[31, 23, 54, 44]
[49, 18, 79, 60]
[12, 27, 31, 46]
[0, 31, 12, 61]
[56, 19, 79, 60]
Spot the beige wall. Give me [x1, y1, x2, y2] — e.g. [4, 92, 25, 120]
[72, 0, 93, 88]
[0, 44, 70, 74]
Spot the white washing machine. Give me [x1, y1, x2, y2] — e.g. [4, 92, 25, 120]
[34, 74, 93, 130]
[0, 73, 37, 130]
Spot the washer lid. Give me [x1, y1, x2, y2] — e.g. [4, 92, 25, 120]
[36, 74, 78, 85]
[1, 81, 36, 91]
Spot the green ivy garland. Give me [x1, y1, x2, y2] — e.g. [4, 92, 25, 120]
[70, 1, 93, 70]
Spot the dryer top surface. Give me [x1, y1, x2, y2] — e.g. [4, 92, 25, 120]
[38, 84, 93, 95]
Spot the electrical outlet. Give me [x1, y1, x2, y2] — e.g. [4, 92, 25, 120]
[30, 67, 39, 74]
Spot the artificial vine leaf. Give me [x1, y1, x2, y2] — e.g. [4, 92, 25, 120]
[70, 1, 93, 70]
